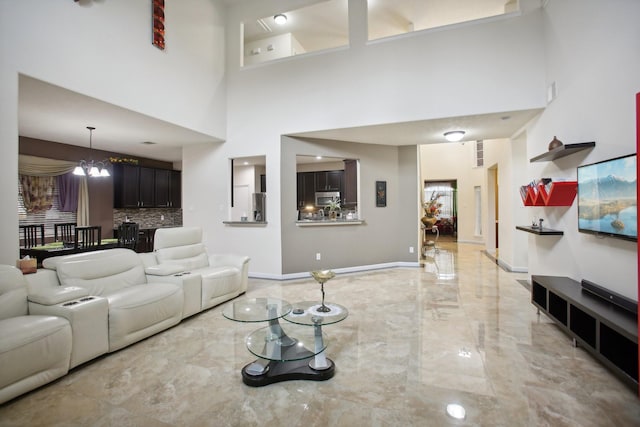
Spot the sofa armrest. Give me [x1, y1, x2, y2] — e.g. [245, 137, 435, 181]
[138, 252, 159, 268]
[208, 254, 250, 270]
[29, 295, 109, 368]
[28, 286, 89, 305]
[145, 264, 187, 276]
[23, 268, 61, 294]
[209, 254, 250, 293]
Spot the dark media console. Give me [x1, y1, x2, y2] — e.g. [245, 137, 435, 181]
[531, 275, 638, 389]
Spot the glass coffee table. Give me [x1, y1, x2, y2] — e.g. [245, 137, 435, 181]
[223, 297, 348, 387]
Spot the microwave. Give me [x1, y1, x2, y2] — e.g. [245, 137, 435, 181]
[315, 191, 340, 207]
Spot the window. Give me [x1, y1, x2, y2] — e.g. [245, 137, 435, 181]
[18, 180, 77, 239]
[474, 186, 482, 236]
[231, 156, 266, 222]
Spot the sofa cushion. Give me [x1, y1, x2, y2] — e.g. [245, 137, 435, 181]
[105, 283, 183, 351]
[154, 226, 202, 249]
[55, 249, 148, 296]
[155, 243, 209, 270]
[0, 266, 28, 319]
[0, 315, 71, 403]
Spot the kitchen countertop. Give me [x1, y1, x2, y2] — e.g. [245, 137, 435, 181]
[295, 219, 365, 226]
[223, 221, 268, 226]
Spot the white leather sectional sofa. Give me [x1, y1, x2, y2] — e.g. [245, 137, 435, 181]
[0, 227, 249, 404]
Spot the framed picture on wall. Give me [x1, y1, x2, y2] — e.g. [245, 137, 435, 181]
[376, 181, 386, 207]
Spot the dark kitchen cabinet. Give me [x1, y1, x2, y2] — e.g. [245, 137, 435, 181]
[114, 164, 145, 208]
[155, 169, 181, 208]
[138, 167, 155, 207]
[169, 170, 181, 208]
[342, 159, 357, 205]
[114, 164, 180, 208]
[315, 170, 342, 192]
[297, 172, 316, 209]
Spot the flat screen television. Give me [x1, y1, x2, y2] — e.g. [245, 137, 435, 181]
[577, 153, 637, 241]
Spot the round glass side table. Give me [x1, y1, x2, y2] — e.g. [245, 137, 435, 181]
[223, 297, 343, 386]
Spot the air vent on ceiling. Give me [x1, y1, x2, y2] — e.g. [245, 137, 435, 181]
[142, 141, 157, 145]
[256, 18, 272, 33]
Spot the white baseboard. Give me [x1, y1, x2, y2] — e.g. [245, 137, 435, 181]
[249, 261, 421, 281]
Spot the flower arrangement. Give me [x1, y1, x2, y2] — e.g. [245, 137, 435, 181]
[326, 198, 341, 212]
[109, 157, 139, 165]
[423, 191, 442, 218]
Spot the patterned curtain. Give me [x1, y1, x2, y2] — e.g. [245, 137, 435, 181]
[19, 175, 55, 212]
[19, 154, 89, 223]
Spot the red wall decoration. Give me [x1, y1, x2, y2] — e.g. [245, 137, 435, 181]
[152, 0, 165, 50]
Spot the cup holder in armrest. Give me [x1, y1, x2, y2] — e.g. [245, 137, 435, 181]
[62, 297, 96, 306]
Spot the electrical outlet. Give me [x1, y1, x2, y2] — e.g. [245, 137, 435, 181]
[409, 246, 414, 253]
[160, 215, 164, 221]
[316, 253, 321, 261]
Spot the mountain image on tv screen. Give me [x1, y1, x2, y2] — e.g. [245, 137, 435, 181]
[578, 154, 637, 240]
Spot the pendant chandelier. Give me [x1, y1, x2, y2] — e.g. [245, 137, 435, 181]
[73, 126, 110, 177]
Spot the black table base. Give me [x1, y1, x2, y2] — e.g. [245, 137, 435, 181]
[241, 357, 335, 387]
[240, 341, 335, 387]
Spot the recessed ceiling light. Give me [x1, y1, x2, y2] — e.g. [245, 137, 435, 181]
[274, 14, 287, 25]
[316, 156, 322, 160]
[444, 131, 465, 142]
[243, 161, 249, 165]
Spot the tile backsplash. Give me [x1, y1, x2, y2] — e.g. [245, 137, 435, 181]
[113, 208, 182, 229]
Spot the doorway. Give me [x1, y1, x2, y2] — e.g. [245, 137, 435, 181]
[487, 166, 499, 256]
[423, 180, 458, 244]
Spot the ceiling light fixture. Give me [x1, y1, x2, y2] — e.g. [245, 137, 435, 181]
[73, 126, 111, 177]
[444, 130, 465, 142]
[274, 14, 288, 25]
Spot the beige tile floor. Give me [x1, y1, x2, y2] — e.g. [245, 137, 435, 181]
[1, 242, 639, 426]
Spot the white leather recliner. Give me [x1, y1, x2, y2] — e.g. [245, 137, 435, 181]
[43, 248, 184, 352]
[0, 265, 72, 405]
[146, 227, 249, 314]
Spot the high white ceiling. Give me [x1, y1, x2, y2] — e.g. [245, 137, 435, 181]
[18, 76, 219, 164]
[18, 1, 539, 163]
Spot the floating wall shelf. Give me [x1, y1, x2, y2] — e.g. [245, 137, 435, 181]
[530, 142, 596, 162]
[521, 181, 577, 206]
[516, 225, 564, 236]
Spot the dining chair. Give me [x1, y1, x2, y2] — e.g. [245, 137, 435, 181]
[74, 226, 102, 249]
[54, 222, 76, 244]
[19, 224, 45, 248]
[117, 222, 140, 251]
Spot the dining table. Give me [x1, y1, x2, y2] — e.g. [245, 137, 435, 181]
[19, 239, 119, 266]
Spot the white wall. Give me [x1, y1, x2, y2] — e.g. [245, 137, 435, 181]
[243, 33, 304, 66]
[199, 0, 547, 276]
[525, 0, 640, 299]
[0, 0, 227, 265]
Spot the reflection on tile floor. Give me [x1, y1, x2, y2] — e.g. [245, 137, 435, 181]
[1, 242, 639, 426]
